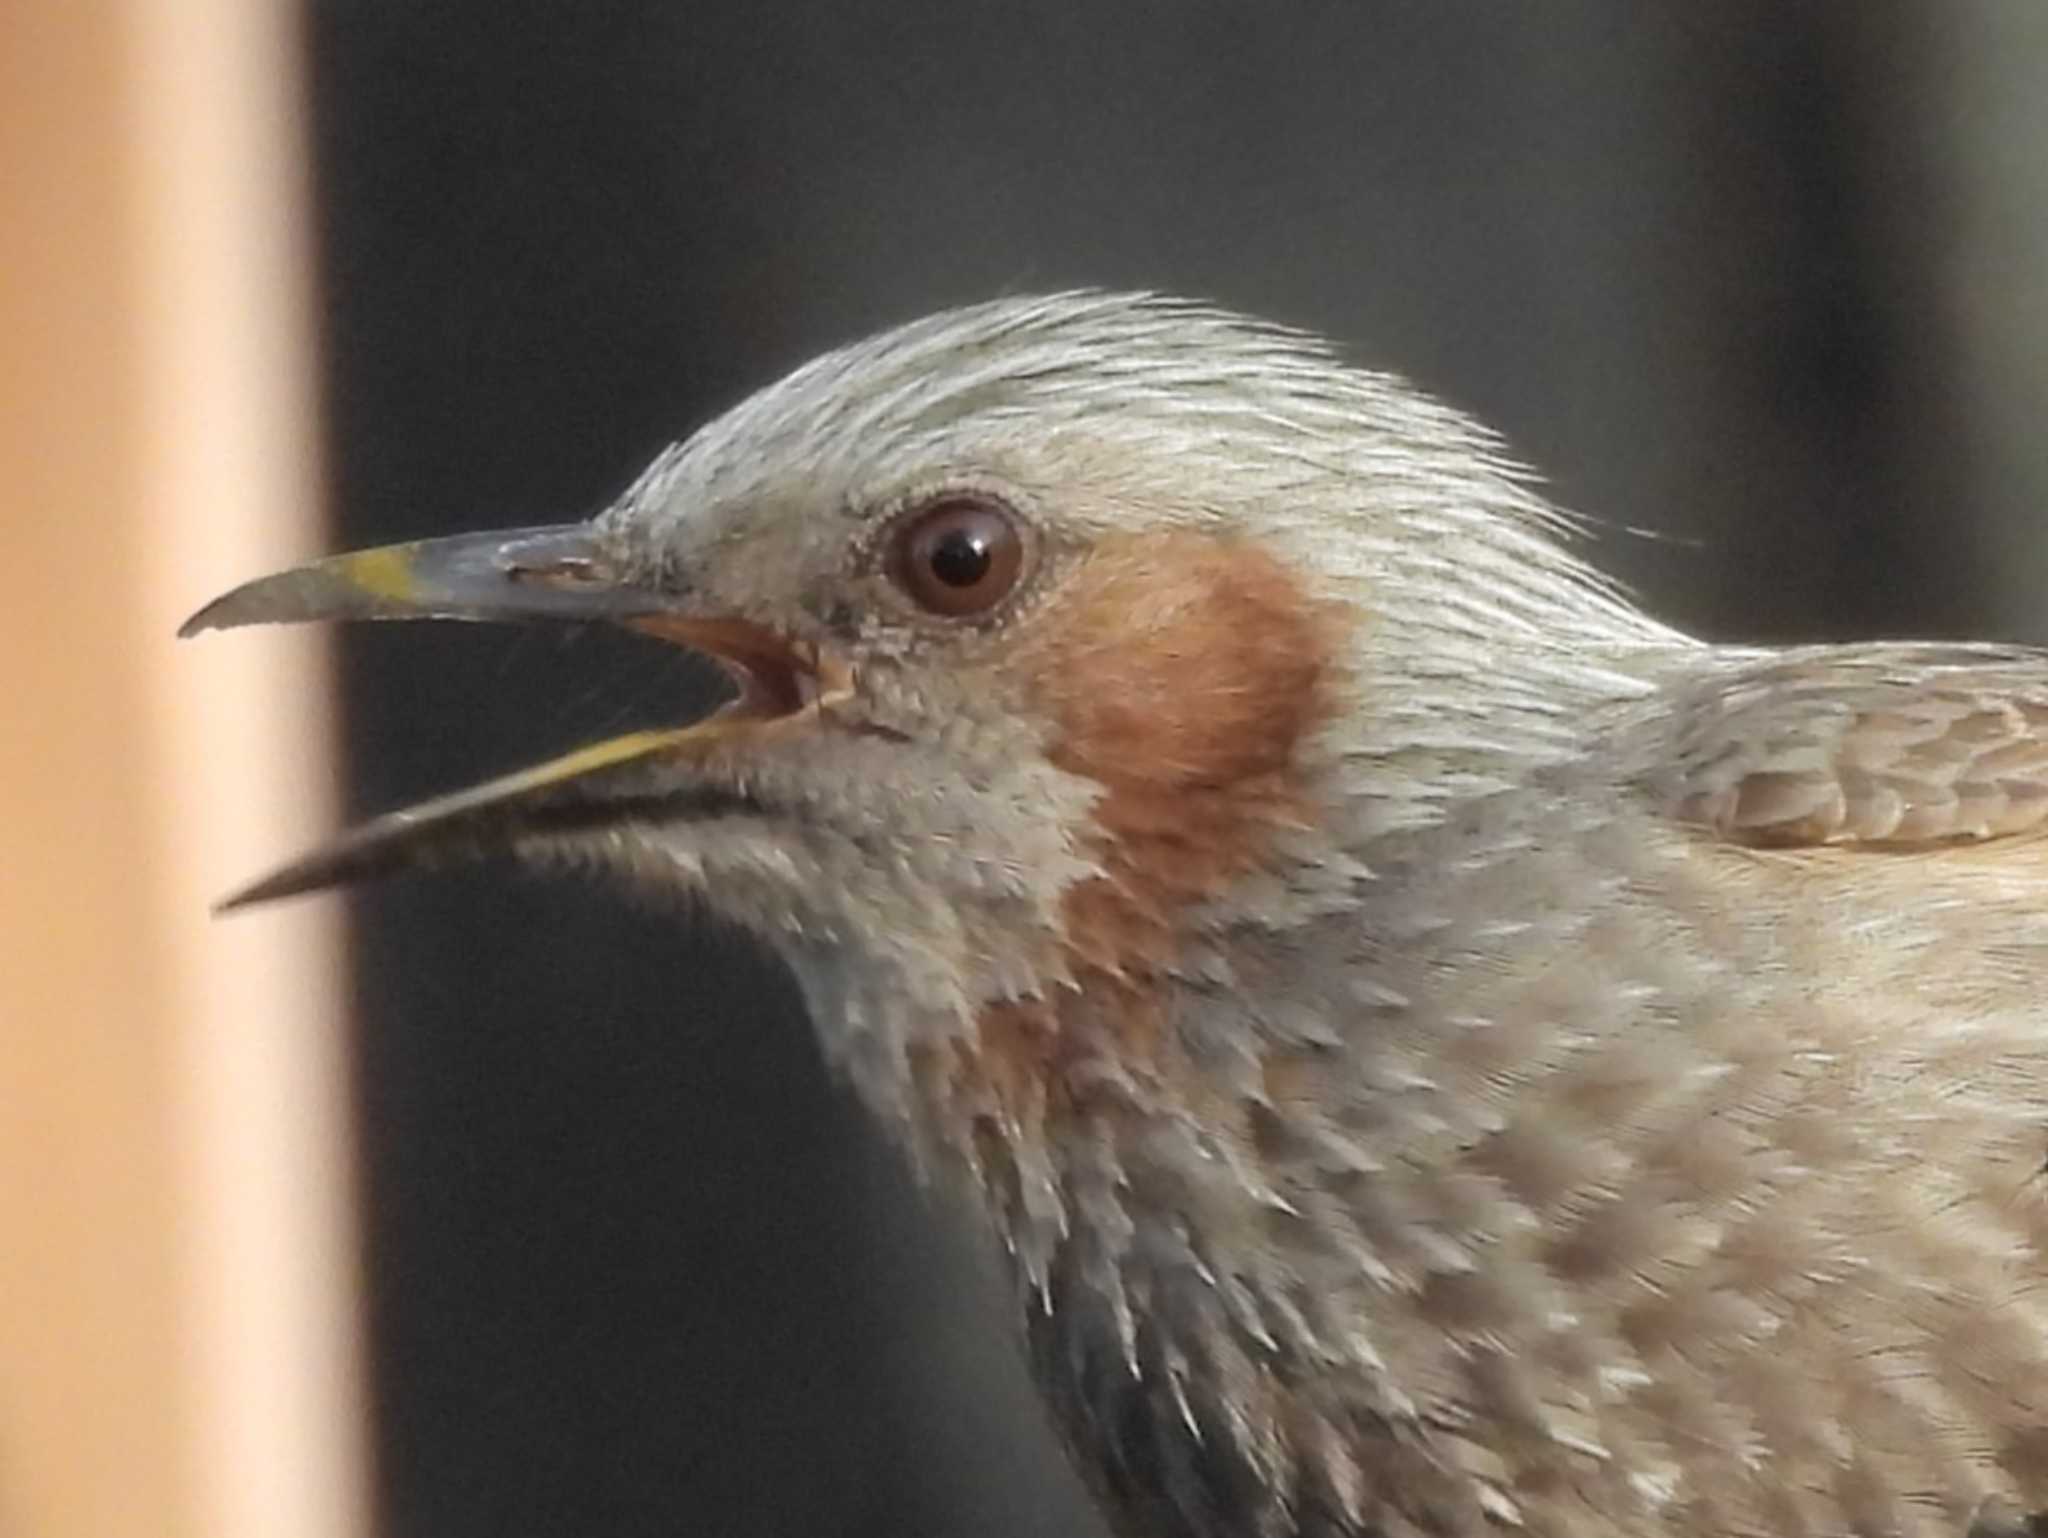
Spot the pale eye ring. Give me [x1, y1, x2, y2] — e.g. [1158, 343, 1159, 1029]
[887, 494, 1027, 617]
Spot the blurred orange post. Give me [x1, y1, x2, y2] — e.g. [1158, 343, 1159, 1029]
[0, 5, 370, 1538]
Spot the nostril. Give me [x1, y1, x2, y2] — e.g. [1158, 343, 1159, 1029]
[504, 554, 605, 587]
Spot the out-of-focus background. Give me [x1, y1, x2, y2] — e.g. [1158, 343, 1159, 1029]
[7, 6, 2048, 1537]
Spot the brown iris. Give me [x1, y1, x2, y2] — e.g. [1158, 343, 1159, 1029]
[889, 495, 1026, 617]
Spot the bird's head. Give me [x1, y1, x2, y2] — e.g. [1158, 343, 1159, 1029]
[186, 292, 1661, 1176]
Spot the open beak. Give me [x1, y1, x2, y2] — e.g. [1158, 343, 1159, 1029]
[181, 523, 846, 910]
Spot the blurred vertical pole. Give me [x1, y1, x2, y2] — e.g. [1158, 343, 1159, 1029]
[0, 3, 369, 1538]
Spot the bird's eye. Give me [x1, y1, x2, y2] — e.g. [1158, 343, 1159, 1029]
[888, 495, 1026, 617]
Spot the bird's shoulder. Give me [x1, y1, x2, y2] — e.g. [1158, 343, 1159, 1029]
[1644, 642, 2048, 851]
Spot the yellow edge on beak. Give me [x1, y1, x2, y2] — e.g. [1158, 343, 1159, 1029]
[186, 522, 851, 911]
[179, 523, 653, 638]
[218, 704, 790, 913]
[328, 544, 427, 603]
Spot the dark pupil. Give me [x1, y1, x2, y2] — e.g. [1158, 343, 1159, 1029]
[927, 523, 993, 587]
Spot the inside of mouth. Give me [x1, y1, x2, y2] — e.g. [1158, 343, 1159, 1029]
[721, 652, 809, 717]
[626, 615, 823, 720]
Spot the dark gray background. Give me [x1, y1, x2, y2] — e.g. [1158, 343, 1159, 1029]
[305, 5, 2048, 1534]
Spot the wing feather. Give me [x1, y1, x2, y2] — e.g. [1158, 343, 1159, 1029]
[1659, 644, 2048, 848]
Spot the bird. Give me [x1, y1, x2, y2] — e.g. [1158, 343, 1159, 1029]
[183, 292, 2048, 1538]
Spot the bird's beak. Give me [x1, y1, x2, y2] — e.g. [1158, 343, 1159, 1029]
[181, 523, 847, 910]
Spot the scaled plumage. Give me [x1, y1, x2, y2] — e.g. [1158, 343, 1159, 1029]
[190, 294, 2048, 1538]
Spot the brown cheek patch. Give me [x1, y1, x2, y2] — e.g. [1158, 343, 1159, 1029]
[924, 531, 1353, 1147]
[1027, 532, 1343, 793]
[1030, 530, 1351, 956]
